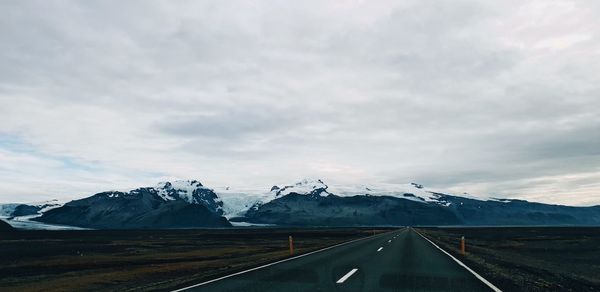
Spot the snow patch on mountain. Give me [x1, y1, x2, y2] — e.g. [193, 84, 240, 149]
[35, 199, 65, 213]
[0, 199, 68, 229]
[97, 180, 224, 215]
[275, 179, 330, 197]
[155, 180, 206, 203]
[328, 183, 441, 202]
[215, 179, 332, 218]
[0, 204, 19, 217]
[215, 179, 507, 219]
[7, 214, 89, 230]
[214, 187, 276, 219]
[0, 200, 65, 217]
[3, 179, 509, 228]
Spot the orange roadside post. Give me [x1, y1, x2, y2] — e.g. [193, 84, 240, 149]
[289, 235, 294, 255]
[460, 236, 466, 255]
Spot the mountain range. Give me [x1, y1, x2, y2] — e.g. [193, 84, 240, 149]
[35, 181, 230, 229]
[1, 179, 599, 229]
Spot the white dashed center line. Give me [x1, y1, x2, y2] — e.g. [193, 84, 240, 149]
[336, 268, 358, 284]
[388, 240, 392, 243]
[377, 247, 383, 252]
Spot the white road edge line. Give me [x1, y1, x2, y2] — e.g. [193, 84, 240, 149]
[171, 229, 401, 292]
[336, 268, 358, 283]
[377, 247, 383, 252]
[413, 228, 502, 292]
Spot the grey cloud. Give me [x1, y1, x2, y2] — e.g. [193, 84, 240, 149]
[158, 106, 300, 138]
[1, 0, 599, 205]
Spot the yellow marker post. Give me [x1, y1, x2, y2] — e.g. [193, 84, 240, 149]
[460, 236, 466, 255]
[289, 235, 294, 255]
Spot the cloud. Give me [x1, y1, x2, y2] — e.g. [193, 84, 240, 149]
[0, 0, 599, 205]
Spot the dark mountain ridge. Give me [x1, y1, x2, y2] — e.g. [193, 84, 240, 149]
[239, 180, 600, 226]
[4, 179, 599, 229]
[35, 181, 231, 229]
[243, 193, 462, 226]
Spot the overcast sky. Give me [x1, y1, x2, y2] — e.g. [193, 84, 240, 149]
[1, 0, 599, 205]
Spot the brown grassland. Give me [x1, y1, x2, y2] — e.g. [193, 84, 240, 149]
[0, 228, 382, 291]
[418, 227, 600, 291]
[3, 227, 599, 291]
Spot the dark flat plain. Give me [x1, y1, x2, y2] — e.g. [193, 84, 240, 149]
[0, 228, 380, 291]
[2, 227, 598, 291]
[418, 227, 600, 291]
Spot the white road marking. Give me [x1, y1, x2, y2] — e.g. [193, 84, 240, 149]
[388, 239, 391, 243]
[377, 247, 383, 252]
[413, 228, 502, 292]
[336, 268, 358, 284]
[171, 229, 404, 292]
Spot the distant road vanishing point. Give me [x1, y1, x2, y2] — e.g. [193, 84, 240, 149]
[174, 227, 501, 292]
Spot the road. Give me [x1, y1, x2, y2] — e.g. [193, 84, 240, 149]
[176, 227, 499, 291]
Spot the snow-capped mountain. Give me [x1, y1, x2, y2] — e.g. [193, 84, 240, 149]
[5, 178, 600, 229]
[275, 179, 331, 197]
[330, 182, 444, 202]
[0, 200, 64, 227]
[215, 179, 331, 219]
[235, 179, 600, 226]
[35, 180, 230, 229]
[0, 203, 19, 217]
[0, 200, 68, 230]
[0, 200, 64, 218]
[154, 180, 224, 214]
[217, 179, 498, 219]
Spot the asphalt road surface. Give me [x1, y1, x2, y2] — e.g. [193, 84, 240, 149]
[176, 227, 498, 291]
